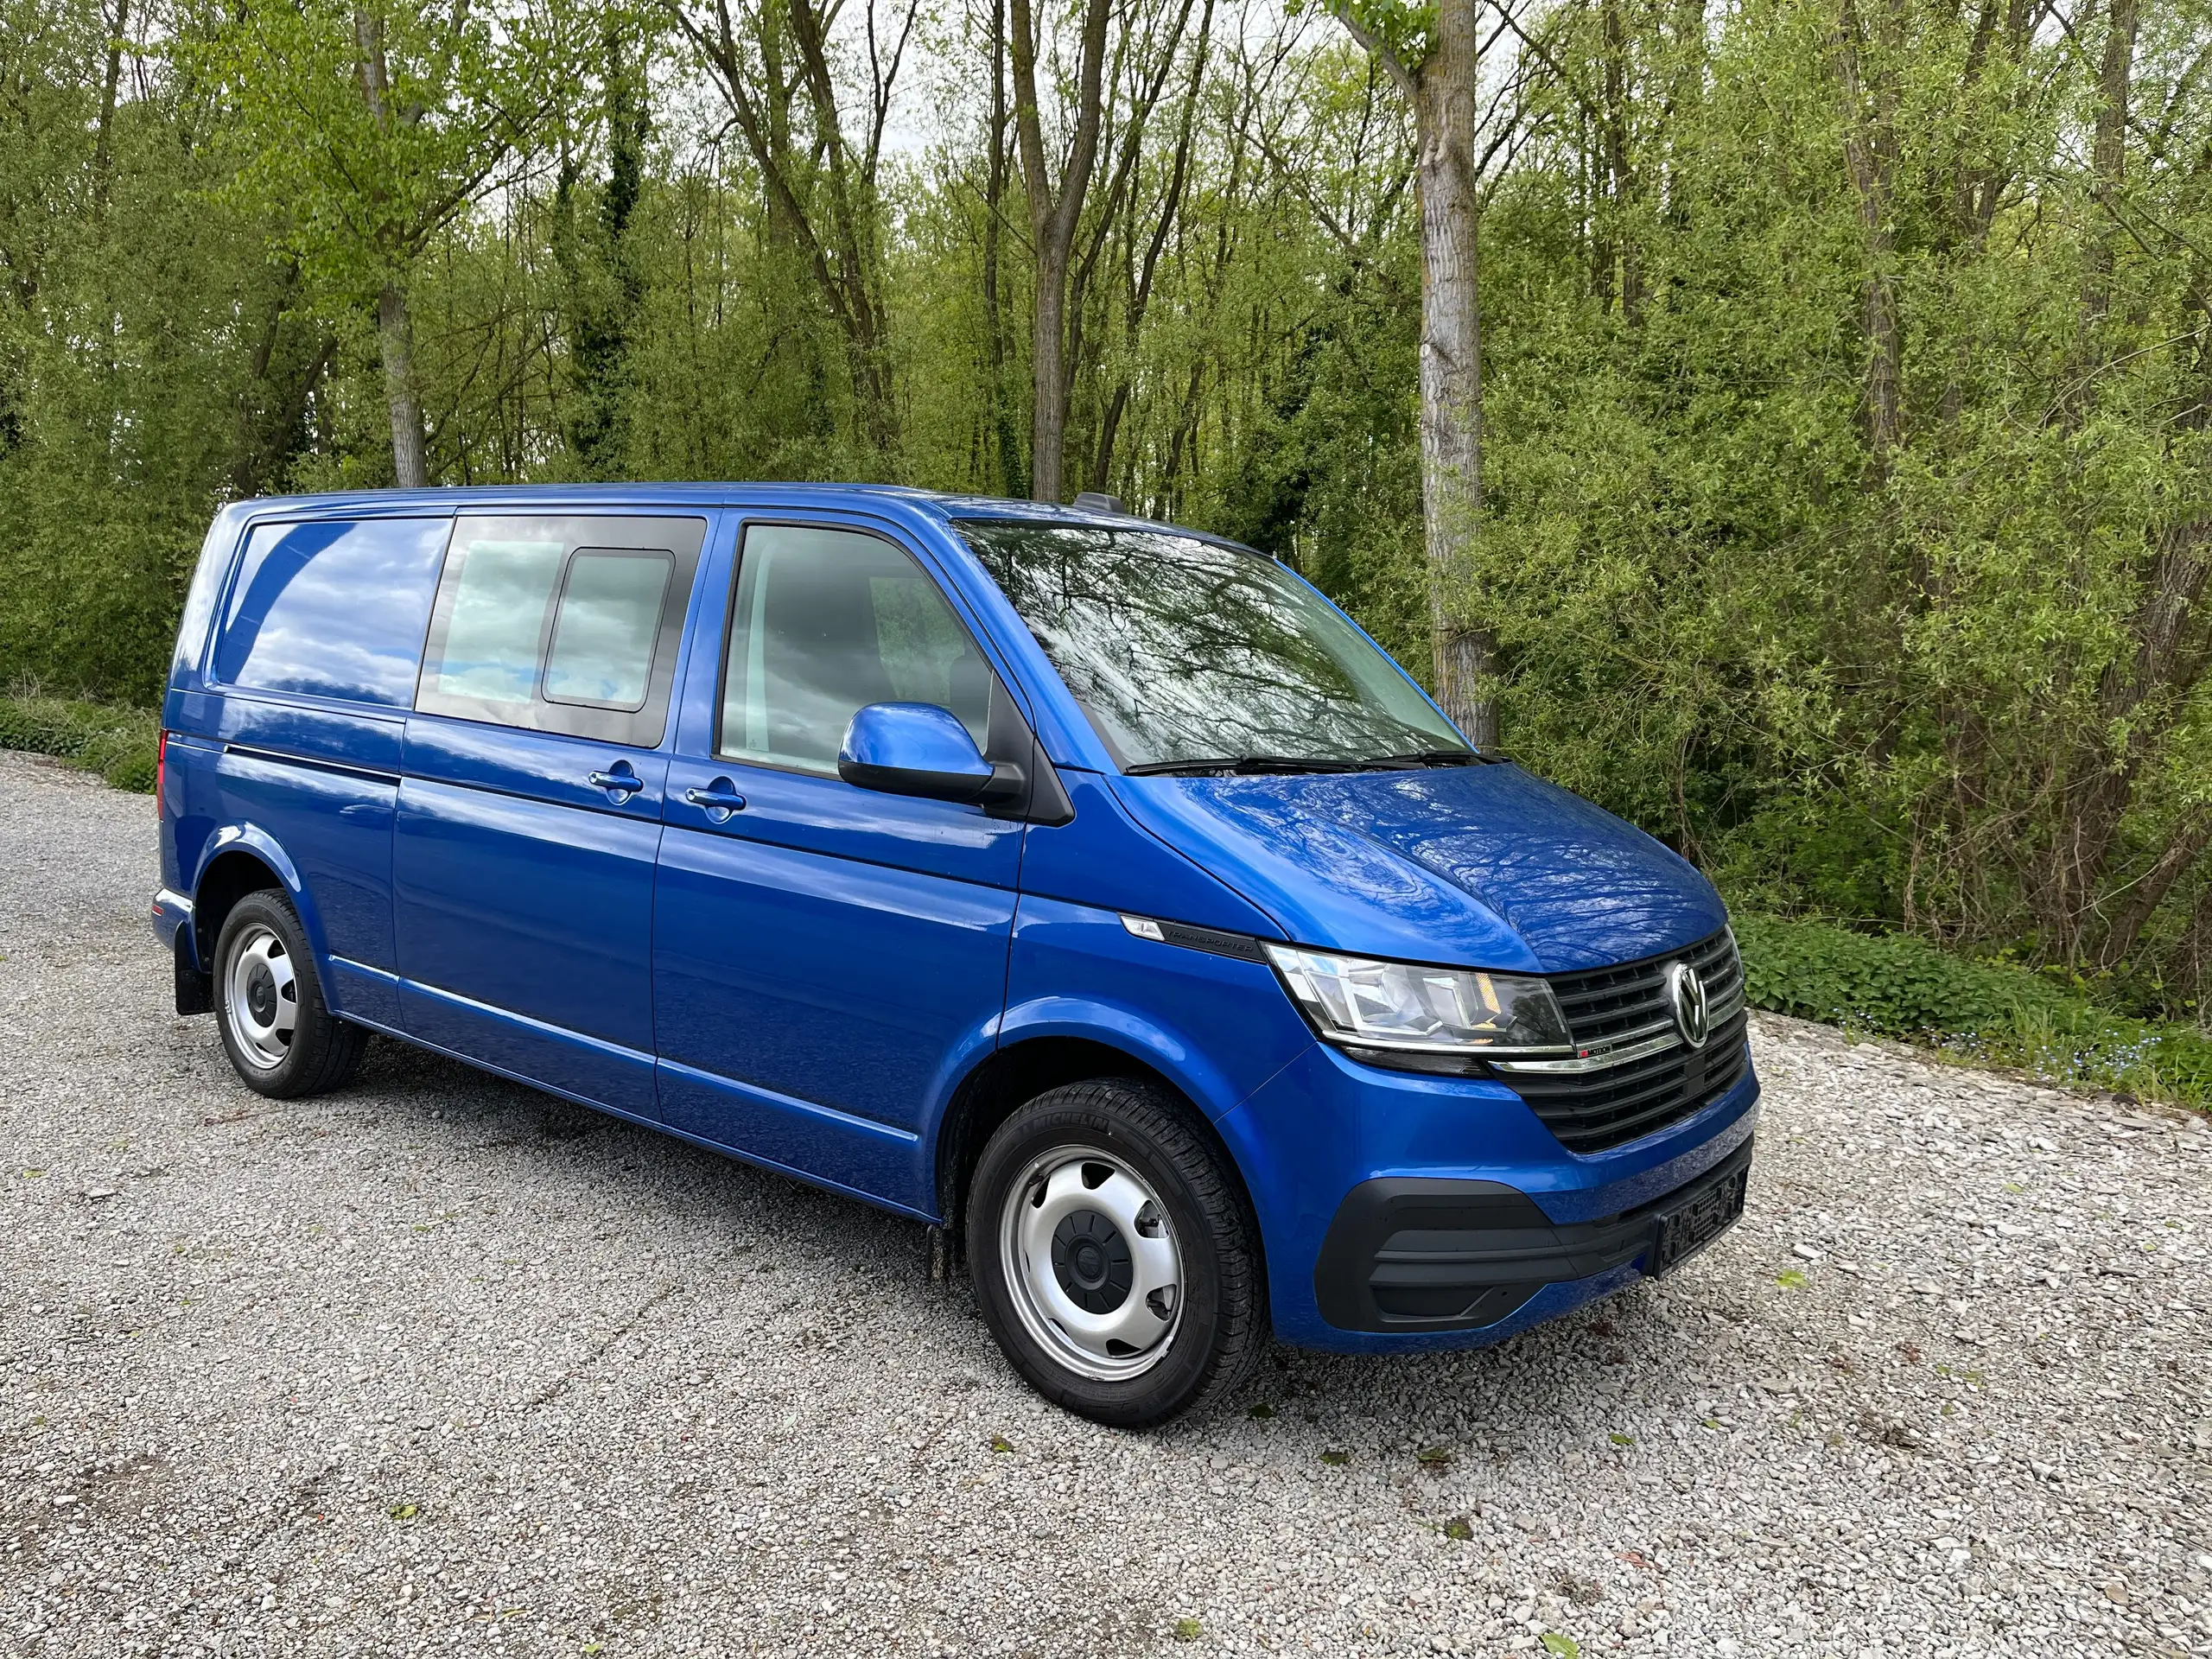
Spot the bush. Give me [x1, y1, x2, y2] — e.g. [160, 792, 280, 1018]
[1735, 912, 2212, 1113]
[0, 694, 161, 792]
[1732, 913, 2063, 1034]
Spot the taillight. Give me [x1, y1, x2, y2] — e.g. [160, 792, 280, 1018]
[156, 730, 168, 811]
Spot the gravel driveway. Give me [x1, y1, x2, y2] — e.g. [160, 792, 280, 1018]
[3, 747, 2209, 1659]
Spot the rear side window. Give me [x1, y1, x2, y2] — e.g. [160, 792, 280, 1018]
[213, 518, 452, 707]
[717, 524, 991, 772]
[429, 537, 564, 706]
[415, 515, 704, 746]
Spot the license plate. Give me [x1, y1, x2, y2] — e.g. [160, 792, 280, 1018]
[1646, 1160, 1750, 1277]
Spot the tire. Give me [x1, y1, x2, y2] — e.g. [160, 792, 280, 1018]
[212, 890, 365, 1098]
[967, 1078, 1266, 1427]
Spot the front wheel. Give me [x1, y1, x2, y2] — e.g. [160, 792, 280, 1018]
[967, 1079, 1266, 1427]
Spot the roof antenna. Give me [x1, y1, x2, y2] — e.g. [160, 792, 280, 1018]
[1071, 491, 1127, 515]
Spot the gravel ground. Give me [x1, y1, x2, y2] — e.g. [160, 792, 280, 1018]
[3, 746, 2210, 1659]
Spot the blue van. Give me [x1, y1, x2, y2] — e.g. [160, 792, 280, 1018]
[153, 486, 1757, 1425]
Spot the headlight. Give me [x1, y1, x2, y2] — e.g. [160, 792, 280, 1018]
[1263, 944, 1573, 1055]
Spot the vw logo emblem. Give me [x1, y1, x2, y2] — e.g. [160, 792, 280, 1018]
[1667, 962, 1709, 1048]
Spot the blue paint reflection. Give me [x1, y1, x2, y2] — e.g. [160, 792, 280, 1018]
[1155, 762, 1728, 970]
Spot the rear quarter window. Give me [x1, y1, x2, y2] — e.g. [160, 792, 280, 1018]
[213, 518, 453, 708]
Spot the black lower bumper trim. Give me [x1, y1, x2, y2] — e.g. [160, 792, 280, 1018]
[1313, 1140, 1755, 1332]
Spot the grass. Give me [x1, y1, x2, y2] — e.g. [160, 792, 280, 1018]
[0, 692, 161, 792]
[1734, 912, 2212, 1117]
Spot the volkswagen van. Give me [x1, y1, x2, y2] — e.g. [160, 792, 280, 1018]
[153, 486, 1757, 1425]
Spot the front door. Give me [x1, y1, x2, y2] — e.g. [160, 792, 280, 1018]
[652, 519, 1024, 1214]
[393, 512, 708, 1116]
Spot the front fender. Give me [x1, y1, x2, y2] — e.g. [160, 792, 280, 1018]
[994, 994, 1263, 1125]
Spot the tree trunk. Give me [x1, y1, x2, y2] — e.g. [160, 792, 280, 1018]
[378, 283, 429, 488]
[1414, 0, 1495, 743]
[353, 8, 427, 487]
[93, 0, 128, 214]
[2098, 810, 2212, 970]
[560, 23, 649, 478]
[1598, 0, 1640, 319]
[1334, 0, 1494, 741]
[982, 0, 1027, 499]
[1663, 0, 1705, 232]
[2041, 21, 2184, 957]
[2082, 0, 2139, 323]
[1007, 0, 1111, 502]
[1029, 257, 1071, 502]
[1834, 0, 1904, 470]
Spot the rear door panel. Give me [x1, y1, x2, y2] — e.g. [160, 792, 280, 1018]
[394, 720, 669, 1111]
[390, 511, 709, 1116]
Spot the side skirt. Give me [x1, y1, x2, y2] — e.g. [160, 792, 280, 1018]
[328, 1000, 944, 1229]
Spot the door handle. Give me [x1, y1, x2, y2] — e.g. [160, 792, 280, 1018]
[683, 780, 747, 821]
[588, 766, 642, 798]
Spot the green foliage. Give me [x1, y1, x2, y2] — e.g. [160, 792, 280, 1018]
[7, 0, 2212, 1046]
[1734, 913, 2044, 1036]
[185, 0, 549, 300]
[1459, 0, 2212, 1020]
[1738, 913, 2212, 1112]
[1300, 0, 1435, 73]
[0, 696, 160, 791]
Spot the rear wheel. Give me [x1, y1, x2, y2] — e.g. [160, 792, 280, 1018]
[213, 891, 365, 1097]
[968, 1078, 1265, 1427]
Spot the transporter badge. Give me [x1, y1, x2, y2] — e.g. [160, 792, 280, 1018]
[1668, 962, 1710, 1049]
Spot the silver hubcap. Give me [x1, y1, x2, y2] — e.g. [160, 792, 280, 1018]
[999, 1145, 1183, 1382]
[225, 923, 297, 1071]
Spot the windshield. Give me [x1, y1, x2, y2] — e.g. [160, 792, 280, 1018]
[956, 522, 1469, 772]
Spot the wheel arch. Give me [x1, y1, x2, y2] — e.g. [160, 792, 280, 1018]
[189, 832, 309, 966]
[932, 1033, 1265, 1289]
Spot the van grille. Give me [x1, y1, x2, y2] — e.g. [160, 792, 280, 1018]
[1504, 929, 1751, 1154]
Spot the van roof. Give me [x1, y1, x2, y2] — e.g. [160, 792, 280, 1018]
[227, 482, 1135, 525]
[217, 483, 1269, 558]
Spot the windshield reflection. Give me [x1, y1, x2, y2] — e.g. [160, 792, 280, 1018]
[957, 522, 1466, 771]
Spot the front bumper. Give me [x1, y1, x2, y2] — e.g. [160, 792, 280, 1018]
[1215, 1038, 1760, 1352]
[1313, 1139, 1753, 1332]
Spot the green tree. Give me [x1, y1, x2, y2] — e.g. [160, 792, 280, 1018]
[194, 0, 549, 484]
[1322, 0, 1504, 740]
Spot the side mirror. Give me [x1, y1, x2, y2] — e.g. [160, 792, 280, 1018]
[838, 702, 1024, 805]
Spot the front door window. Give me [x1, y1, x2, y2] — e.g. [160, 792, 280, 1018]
[717, 524, 991, 772]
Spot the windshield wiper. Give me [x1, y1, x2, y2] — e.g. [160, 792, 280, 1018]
[1358, 748, 1486, 769]
[1124, 755, 1367, 777]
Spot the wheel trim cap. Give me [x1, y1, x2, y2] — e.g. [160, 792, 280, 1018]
[226, 924, 298, 1071]
[1004, 1151, 1182, 1382]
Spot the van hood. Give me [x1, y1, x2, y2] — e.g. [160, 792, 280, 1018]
[1116, 762, 1726, 974]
